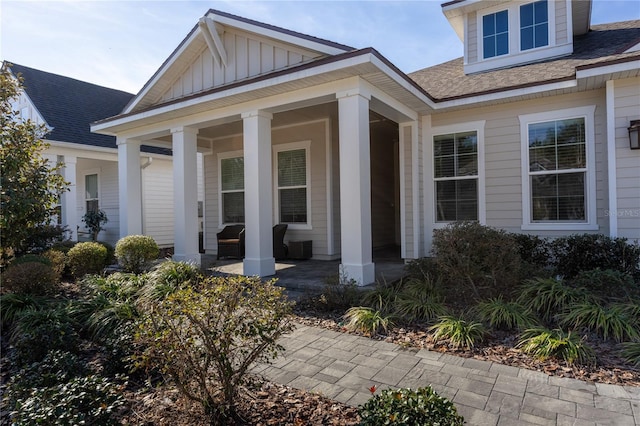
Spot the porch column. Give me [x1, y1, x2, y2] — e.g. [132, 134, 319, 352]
[242, 110, 275, 277]
[117, 138, 142, 237]
[61, 155, 78, 241]
[171, 127, 201, 265]
[337, 89, 375, 285]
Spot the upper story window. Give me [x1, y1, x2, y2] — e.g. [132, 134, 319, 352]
[482, 10, 509, 59]
[520, 0, 549, 51]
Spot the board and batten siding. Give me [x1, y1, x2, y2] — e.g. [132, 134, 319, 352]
[160, 29, 322, 104]
[614, 77, 640, 240]
[142, 158, 175, 247]
[428, 89, 609, 238]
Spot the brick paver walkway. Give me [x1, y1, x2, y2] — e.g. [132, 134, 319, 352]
[254, 324, 640, 425]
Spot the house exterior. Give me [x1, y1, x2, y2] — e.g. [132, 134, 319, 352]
[91, 1, 640, 285]
[7, 63, 197, 247]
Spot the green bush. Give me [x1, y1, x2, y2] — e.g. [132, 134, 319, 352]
[475, 297, 538, 331]
[517, 277, 596, 322]
[511, 233, 552, 268]
[429, 315, 485, 350]
[98, 240, 116, 265]
[358, 386, 464, 426]
[552, 234, 640, 278]
[314, 270, 362, 311]
[572, 269, 638, 301]
[135, 276, 294, 422]
[559, 301, 640, 342]
[405, 257, 439, 281]
[517, 328, 594, 365]
[394, 277, 448, 323]
[82, 209, 108, 241]
[621, 342, 640, 367]
[67, 242, 107, 278]
[10, 305, 79, 365]
[2, 261, 58, 295]
[115, 235, 159, 273]
[344, 306, 394, 336]
[432, 222, 521, 302]
[0, 292, 50, 330]
[43, 248, 66, 281]
[9, 374, 126, 426]
[10, 253, 51, 267]
[138, 260, 202, 306]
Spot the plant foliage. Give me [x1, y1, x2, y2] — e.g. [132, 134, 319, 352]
[429, 315, 485, 350]
[517, 328, 594, 364]
[395, 277, 448, 323]
[559, 302, 640, 342]
[358, 386, 464, 426]
[1, 261, 58, 295]
[115, 234, 159, 273]
[82, 209, 108, 241]
[67, 241, 108, 277]
[517, 277, 596, 322]
[475, 297, 538, 331]
[344, 305, 394, 336]
[621, 342, 640, 367]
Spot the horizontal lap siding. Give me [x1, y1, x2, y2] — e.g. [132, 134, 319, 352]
[143, 159, 174, 247]
[430, 89, 608, 237]
[555, 0, 568, 45]
[77, 159, 119, 245]
[614, 77, 640, 240]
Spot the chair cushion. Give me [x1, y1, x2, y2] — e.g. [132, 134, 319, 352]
[218, 239, 240, 244]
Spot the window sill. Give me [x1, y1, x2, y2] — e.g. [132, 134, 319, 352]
[521, 223, 599, 232]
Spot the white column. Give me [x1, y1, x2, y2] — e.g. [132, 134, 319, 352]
[606, 80, 618, 238]
[61, 156, 78, 241]
[337, 90, 375, 285]
[242, 110, 275, 277]
[117, 138, 143, 238]
[171, 127, 201, 265]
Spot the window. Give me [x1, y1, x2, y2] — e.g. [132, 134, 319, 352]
[219, 155, 244, 224]
[520, 0, 548, 50]
[520, 106, 597, 230]
[483, 10, 509, 59]
[85, 174, 99, 213]
[433, 131, 479, 222]
[274, 142, 310, 227]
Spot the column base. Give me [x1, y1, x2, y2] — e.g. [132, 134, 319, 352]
[173, 253, 202, 266]
[339, 262, 375, 286]
[243, 257, 276, 277]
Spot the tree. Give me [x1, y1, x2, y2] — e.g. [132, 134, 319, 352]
[0, 63, 68, 258]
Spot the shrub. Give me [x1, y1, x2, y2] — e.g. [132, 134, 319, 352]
[2, 261, 58, 295]
[315, 270, 362, 311]
[572, 269, 638, 301]
[429, 315, 485, 350]
[43, 248, 66, 281]
[9, 374, 126, 426]
[358, 386, 464, 426]
[405, 257, 439, 281]
[10, 253, 51, 267]
[431, 222, 521, 301]
[67, 242, 107, 278]
[394, 277, 448, 323]
[19, 224, 68, 256]
[511, 233, 552, 268]
[82, 209, 108, 241]
[344, 305, 394, 336]
[517, 328, 594, 365]
[135, 276, 294, 422]
[559, 302, 640, 342]
[0, 292, 50, 330]
[98, 241, 116, 265]
[551, 234, 640, 278]
[621, 342, 640, 367]
[517, 277, 596, 322]
[115, 235, 159, 273]
[138, 260, 202, 306]
[475, 297, 538, 331]
[10, 305, 79, 365]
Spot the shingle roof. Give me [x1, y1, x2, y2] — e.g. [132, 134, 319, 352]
[9, 63, 134, 149]
[408, 20, 640, 102]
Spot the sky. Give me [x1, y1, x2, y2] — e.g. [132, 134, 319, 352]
[1, 0, 639, 95]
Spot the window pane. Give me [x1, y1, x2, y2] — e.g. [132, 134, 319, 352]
[530, 146, 556, 171]
[557, 144, 586, 169]
[529, 122, 556, 147]
[85, 174, 98, 199]
[435, 180, 478, 222]
[435, 156, 455, 178]
[496, 33, 509, 56]
[434, 135, 455, 156]
[86, 199, 99, 214]
[278, 149, 306, 187]
[484, 36, 496, 59]
[534, 0, 548, 24]
[557, 118, 585, 145]
[456, 132, 477, 155]
[531, 172, 586, 222]
[483, 14, 495, 36]
[222, 192, 244, 223]
[496, 10, 508, 33]
[521, 27, 534, 50]
[535, 23, 548, 47]
[520, 3, 534, 27]
[457, 154, 478, 176]
[280, 188, 307, 223]
[221, 157, 244, 191]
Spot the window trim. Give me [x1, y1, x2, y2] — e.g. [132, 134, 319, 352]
[273, 141, 312, 230]
[519, 105, 597, 231]
[217, 150, 244, 227]
[428, 121, 486, 229]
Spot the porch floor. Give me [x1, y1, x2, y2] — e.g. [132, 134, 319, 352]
[201, 250, 407, 299]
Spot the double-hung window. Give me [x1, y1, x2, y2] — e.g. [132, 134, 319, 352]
[274, 142, 310, 227]
[520, 0, 548, 50]
[483, 9, 509, 59]
[219, 153, 244, 224]
[520, 106, 597, 230]
[85, 174, 99, 214]
[433, 131, 480, 222]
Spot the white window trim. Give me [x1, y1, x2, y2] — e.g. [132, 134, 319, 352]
[468, 0, 567, 74]
[217, 150, 244, 227]
[519, 105, 597, 231]
[273, 141, 312, 230]
[426, 121, 486, 229]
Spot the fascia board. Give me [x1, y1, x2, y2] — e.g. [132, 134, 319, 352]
[576, 59, 640, 79]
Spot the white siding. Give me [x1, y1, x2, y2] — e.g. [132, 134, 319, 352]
[555, 0, 568, 45]
[614, 77, 640, 240]
[160, 29, 323, 104]
[467, 11, 478, 64]
[142, 158, 175, 247]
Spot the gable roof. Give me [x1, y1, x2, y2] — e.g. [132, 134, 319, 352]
[8, 63, 134, 149]
[408, 20, 640, 102]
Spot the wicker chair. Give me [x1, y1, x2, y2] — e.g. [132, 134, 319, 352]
[216, 225, 245, 259]
[273, 224, 288, 260]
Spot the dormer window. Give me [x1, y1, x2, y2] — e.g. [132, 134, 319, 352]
[520, 0, 549, 51]
[482, 10, 509, 59]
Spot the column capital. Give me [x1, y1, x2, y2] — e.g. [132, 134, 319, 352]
[336, 87, 371, 101]
[171, 126, 199, 136]
[241, 110, 273, 120]
[116, 137, 141, 146]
